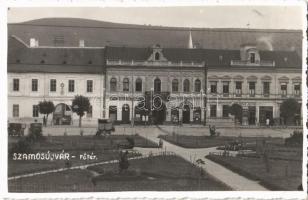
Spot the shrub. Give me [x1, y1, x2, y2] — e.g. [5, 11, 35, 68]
[10, 138, 32, 155]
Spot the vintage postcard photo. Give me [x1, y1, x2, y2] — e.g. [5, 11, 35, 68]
[5, 4, 306, 194]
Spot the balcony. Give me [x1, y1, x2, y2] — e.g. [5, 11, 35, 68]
[107, 59, 204, 67]
[230, 60, 275, 67]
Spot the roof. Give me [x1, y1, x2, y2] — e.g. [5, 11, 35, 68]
[8, 36, 105, 73]
[8, 36, 302, 73]
[106, 46, 301, 69]
[8, 18, 302, 56]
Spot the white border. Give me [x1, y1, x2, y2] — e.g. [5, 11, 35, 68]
[1, 0, 307, 199]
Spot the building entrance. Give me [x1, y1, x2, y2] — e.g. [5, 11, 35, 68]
[109, 106, 117, 122]
[122, 104, 130, 124]
[53, 103, 72, 125]
[182, 105, 190, 124]
[259, 106, 273, 125]
[248, 106, 256, 125]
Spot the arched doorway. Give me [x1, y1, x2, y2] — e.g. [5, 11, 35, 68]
[193, 107, 201, 123]
[109, 106, 117, 122]
[152, 97, 166, 124]
[182, 105, 190, 124]
[53, 103, 72, 125]
[171, 108, 179, 124]
[122, 104, 130, 124]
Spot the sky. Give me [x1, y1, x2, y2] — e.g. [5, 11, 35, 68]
[7, 6, 304, 29]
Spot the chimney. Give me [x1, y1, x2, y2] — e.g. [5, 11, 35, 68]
[30, 38, 39, 47]
[188, 30, 193, 49]
[79, 39, 85, 47]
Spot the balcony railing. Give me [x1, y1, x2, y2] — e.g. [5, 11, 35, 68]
[107, 59, 204, 67]
[230, 60, 275, 67]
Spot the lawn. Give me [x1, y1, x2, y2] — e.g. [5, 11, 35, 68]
[159, 134, 284, 148]
[9, 155, 231, 192]
[206, 154, 302, 191]
[8, 134, 157, 176]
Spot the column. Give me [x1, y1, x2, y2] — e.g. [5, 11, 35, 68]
[179, 108, 183, 123]
[117, 106, 122, 121]
[166, 107, 171, 122]
[242, 105, 249, 126]
[190, 108, 194, 122]
[256, 106, 259, 125]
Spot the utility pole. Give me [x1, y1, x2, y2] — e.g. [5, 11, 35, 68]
[203, 62, 207, 126]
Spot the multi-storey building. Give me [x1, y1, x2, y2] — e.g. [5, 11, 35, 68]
[104, 44, 302, 126]
[7, 30, 302, 126]
[8, 36, 105, 125]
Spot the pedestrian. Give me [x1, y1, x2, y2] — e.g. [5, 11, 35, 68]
[266, 118, 270, 127]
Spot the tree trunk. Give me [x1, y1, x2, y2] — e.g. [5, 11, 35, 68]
[79, 116, 82, 127]
[46, 114, 49, 127]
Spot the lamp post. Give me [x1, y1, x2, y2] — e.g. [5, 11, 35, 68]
[203, 62, 207, 126]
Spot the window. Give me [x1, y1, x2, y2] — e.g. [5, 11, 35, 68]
[123, 78, 129, 92]
[263, 82, 270, 97]
[13, 79, 19, 91]
[33, 105, 39, 117]
[172, 79, 179, 92]
[13, 104, 19, 117]
[68, 80, 75, 92]
[222, 81, 229, 95]
[280, 83, 287, 96]
[210, 81, 217, 94]
[210, 105, 217, 117]
[110, 78, 117, 92]
[250, 52, 255, 63]
[87, 105, 92, 118]
[183, 79, 190, 92]
[135, 78, 142, 92]
[222, 105, 229, 117]
[294, 84, 301, 96]
[32, 79, 38, 92]
[249, 82, 255, 97]
[87, 80, 93, 93]
[194, 79, 201, 92]
[50, 79, 56, 92]
[155, 52, 160, 61]
[154, 78, 161, 92]
[235, 81, 242, 96]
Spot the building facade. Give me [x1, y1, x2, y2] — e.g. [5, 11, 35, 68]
[7, 33, 302, 126]
[8, 36, 105, 125]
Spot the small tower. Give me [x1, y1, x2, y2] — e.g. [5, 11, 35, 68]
[188, 30, 193, 49]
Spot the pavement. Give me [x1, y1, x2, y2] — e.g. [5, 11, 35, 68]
[133, 126, 268, 191]
[42, 125, 298, 138]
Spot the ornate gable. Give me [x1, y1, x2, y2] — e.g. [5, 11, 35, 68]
[147, 44, 168, 62]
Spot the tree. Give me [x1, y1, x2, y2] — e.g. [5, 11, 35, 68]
[280, 98, 300, 125]
[229, 104, 242, 124]
[72, 95, 91, 127]
[38, 100, 55, 126]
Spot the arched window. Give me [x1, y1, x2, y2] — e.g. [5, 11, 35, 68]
[110, 78, 117, 92]
[123, 78, 129, 92]
[155, 52, 160, 61]
[154, 78, 161, 92]
[135, 78, 142, 92]
[194, 79, 201, 92]
[172, 79, 179, 92]
[183, 79, 190, 92]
